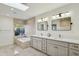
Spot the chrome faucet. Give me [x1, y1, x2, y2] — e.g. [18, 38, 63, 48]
[59, 34, 61, 38]
[40, 33, 43, 36]
[47, 33, 51, 37]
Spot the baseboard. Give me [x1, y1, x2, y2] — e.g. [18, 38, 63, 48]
[31, 46, 49, 56]
[0, 43, 14, 49]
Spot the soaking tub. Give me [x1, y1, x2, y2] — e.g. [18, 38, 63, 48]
[14, 37, 30, 48]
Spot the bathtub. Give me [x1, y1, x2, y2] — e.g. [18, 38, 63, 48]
[17, 37, 30, 43]
[15, 37, 30, 48]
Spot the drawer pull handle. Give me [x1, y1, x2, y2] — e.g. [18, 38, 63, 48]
[73, 52, 79, 55]
[54, 46, 58, 48]
[73, 45, 78, 48]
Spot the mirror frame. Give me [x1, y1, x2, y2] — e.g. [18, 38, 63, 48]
[37, 21, 48, 31]
[51, 17, 72, 31]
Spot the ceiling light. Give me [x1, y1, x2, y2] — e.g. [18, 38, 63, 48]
[3, 3, 29, 11]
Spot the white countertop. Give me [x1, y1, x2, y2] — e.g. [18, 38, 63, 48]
[31, 35, 56, 39]
[31, 35, 79, 44]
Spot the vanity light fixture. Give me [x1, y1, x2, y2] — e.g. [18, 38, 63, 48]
[56, 15, 60, 18]
[37, 19, 42, 22]
[43, 17, 48, 21]
[38, 18, 44, 22]
[59, 13, 62, 17]
[52, 15, 59, 19]
[52, 16, 56, 19]
[52, 12, 71, 19]
[61, 13, 65, 17]
[65, 12, 71, 17]
[38, 17, 48, 22]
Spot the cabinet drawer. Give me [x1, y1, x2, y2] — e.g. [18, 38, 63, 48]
[47, 43, 58, 56]
[69, 49, 79, 56]
[69, 43, 79, 50]
[47, 39, 68, 47]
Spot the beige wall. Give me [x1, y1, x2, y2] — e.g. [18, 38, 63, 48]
[35, 4, 79, 40]
[14, 18, 24, 27]
[24, 17, 36, 37]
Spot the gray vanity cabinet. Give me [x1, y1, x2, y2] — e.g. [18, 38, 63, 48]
[37, 38, 42, 50]
[69, 43, 79, 56]
[47, 43, 58, 56]
[47, 39, 68, 56]
[69, 49, 79, 56]
[57, 46, 68, 56]
[31, 37, 47, 53]
[47, 43, 68, 56]
[31, 37, 42, 50]
[31, 37, 38, 49]
[31, 36, 79, 56]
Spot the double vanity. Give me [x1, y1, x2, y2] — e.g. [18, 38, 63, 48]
[30, 35, 79, 56]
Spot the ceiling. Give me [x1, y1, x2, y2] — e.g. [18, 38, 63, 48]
[0, 3, 69, 20]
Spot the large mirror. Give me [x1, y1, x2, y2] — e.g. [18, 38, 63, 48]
[51, 17, 72, 31]
[37, 21, 48, 31]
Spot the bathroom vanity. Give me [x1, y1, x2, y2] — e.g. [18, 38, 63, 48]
[30, 35, 79, 56]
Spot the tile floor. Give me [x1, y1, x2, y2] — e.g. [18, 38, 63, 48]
[0, 45, 47, 56]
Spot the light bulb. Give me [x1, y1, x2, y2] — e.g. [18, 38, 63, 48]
[44, 17, 48, 21]
[52, 16, 56, 19]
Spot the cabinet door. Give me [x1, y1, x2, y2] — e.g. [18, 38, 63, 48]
[37, 39, 42, 50]
[32, 37, 42, 50]
[32, 38, 38, 49]
[42, 39, 47, 53]
[30, 37, 33, 46]
[69, 49, 79, 56]
[58, 46, 68, 56]
[47, 43, 58, 56]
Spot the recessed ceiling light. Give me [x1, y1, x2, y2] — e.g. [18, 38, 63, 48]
[3, 3, 29, 11]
